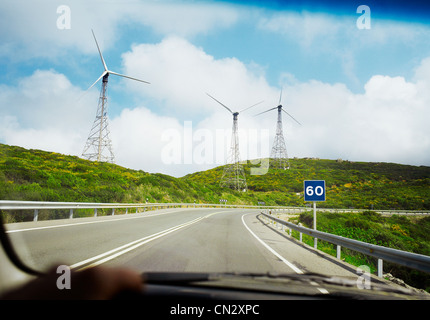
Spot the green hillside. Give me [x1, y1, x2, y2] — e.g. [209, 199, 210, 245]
[186, 158, 430, 210]
[0, 144, 211, 205]
[0, 143, 259, 206]
[0, 143, 429, 211]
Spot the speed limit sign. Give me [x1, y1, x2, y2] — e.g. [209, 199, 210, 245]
[304, 180, 326, 202]
[304, 180, 325, 249]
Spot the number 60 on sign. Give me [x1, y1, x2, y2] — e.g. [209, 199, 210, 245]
[304, 180, 326, 202]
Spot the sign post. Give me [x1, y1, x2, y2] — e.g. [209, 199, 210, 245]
[304, 180, 326, 249]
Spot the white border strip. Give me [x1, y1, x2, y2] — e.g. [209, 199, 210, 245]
[241, 214, 329, 295]
[241, 214, 303, 274]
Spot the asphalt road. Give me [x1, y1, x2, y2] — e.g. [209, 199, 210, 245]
[5, 208, 360, 280]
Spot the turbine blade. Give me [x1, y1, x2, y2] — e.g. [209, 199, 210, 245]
[92, 29, 108, 72]
[206, 93, 233, 114]
[109, 71, 150, 84]
[76, 71, 107, 102]
[279, 89, 283, 105]
[254, 106, 278, 116]
[239, 100, 264, 113]
[86, 71, 108, 91]
[282, 109, 302, 126]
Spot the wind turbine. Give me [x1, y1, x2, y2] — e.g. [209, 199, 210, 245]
[255, 89, 301, 170]
[206, 93, 263, 191]
[82, 29, 150, 163]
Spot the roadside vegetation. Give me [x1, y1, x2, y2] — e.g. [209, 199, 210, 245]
[186, 157, 430, 210]
[291, 211, 430, 292]
[1, 143, 429, 215]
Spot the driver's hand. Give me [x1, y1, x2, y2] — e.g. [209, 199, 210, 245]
[1, 265, 143, 300]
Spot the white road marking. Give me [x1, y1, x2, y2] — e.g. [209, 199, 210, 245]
[5, 208, 189, 233]
[241, 214, 303, 274]
[241, 213, 329, 295]
[71, 211, 223, 271]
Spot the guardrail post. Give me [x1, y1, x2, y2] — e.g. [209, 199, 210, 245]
[378, 259, 383, 277]
[112, 208, 115, 216]
[33, 209, 38, 221]
[126, 208, 128, 215]
[94, 208, 97, 217]
[336, 245, 341, 259]
[69, 209, 73, 219]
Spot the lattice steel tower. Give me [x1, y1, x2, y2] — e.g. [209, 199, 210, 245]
[221, 111, 247, 190]
[256, 90, 301, 170]
[206, 93, 263, 191]
[82, 73, 115, 163]
[270, 105, 290, 169]
[82, 29, 149, 163]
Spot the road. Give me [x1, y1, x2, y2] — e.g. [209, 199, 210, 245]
[5, 208, 360, 281]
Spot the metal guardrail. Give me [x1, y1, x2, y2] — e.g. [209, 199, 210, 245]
[260, 211, 430, 277]
[0, 200, 288, 221]
[1, 201, 428, 221]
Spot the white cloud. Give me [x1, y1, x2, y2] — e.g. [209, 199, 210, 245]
[110, 106, 183, 174]
[0, 69, 96, 155]
[413, 57, 430, 83]
[0, 0, 239, 60]
[282, 65, 430, 165]
[121, 36, 276, 120]
[0, 1, 121, 59]
[125, 1, 238, 37]
[364, 75, 418, 101]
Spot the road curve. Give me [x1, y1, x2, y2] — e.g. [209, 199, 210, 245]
[5, 208, 360, 280]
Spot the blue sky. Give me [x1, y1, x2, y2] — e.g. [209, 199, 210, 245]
[1, 0, 430, 176]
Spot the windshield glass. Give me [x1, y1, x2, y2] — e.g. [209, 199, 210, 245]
[1, 0, 430, 298]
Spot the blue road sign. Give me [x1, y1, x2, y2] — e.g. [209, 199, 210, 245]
[304, 180, 326, 202]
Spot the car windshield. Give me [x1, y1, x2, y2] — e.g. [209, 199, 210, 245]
[1, 0, 430, 299]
